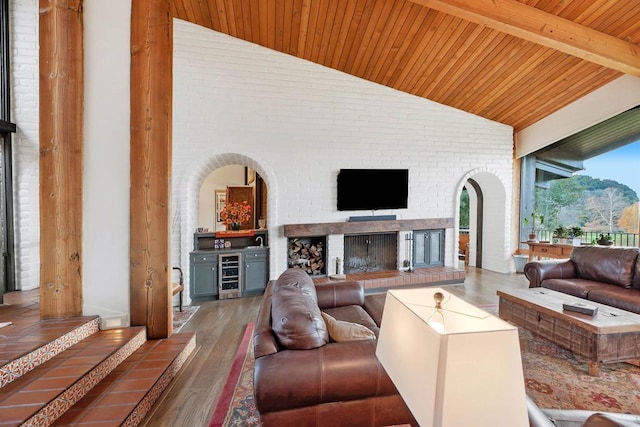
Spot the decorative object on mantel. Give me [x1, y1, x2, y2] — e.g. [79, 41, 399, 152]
[220, 201, 251, 231]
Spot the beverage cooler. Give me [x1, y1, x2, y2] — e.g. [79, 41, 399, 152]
[219, 253, 242, 299]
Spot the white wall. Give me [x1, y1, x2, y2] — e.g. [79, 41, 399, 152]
[11, 0, 39, 290]
[82, 0, 131, 319]
[515, 75, 640, 158]
[172, 19, 516, 296]
[19, 7, 604, 306]
[474, 172, 509, 272]
[10, 1, 132, 322]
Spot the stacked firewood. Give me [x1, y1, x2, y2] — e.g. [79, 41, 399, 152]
[288, 239, 325, 275]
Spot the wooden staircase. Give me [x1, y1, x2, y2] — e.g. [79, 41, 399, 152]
[0, 297, 196, 427]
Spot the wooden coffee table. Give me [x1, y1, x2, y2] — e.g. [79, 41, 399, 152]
[497, 288, 640, 376]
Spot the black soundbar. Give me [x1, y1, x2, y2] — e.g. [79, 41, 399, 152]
[348, 215, 397, 222]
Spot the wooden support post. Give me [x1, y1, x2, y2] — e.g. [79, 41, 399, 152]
[130, 0, 173, 338]
[39, 0, 84, 319]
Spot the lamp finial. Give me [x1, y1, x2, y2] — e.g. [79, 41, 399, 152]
[433, 292, 444, 310]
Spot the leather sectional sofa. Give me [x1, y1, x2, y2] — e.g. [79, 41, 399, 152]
[523, 246, 640, 313]
[252, 268, 416, 427]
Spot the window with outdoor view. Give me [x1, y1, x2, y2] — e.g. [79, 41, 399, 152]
[521, 107, 640, 248]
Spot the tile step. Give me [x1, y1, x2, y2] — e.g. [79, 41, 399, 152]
[0, 327, 147, 427]
[0, 314, 100, 388]
[51, 332, 196, 427]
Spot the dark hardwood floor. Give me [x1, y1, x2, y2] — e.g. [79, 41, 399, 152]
[140, 266, 530, 426]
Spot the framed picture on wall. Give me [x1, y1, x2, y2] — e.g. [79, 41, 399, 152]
[245, 167, 255, 185]
[215, 190, 226, 223]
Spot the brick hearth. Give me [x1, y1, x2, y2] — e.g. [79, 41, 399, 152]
[312, 266, 465, 291]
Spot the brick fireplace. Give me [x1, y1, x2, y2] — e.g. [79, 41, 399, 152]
[283, 218, 454, 277]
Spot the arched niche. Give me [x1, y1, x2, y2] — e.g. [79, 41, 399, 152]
[173, 153, 276, 304]
[197, 165, 267, 232]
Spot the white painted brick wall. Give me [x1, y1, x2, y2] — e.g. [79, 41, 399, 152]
[7, 8, 515, 295]
[172, 19, 515, 296]
[11, 0, 39, 290]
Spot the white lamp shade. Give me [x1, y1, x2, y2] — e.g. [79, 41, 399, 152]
[376, 288, 528, 427]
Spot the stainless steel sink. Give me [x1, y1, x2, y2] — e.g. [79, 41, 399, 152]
[245, 245, 264, 249]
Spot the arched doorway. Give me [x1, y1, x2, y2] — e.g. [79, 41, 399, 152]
[462, 179, 483, 268]
[456, 170, 510, 273]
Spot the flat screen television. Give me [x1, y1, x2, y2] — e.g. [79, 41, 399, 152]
[337, 169, 408, 211]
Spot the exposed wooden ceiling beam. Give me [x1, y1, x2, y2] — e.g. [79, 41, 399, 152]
[408, 0, 640, 77]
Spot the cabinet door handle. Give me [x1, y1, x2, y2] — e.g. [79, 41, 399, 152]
[246, 264, 250, 268]
[211, 267, 216, 271]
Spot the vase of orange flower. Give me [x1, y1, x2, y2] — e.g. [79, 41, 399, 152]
[221, 201, 252, 231]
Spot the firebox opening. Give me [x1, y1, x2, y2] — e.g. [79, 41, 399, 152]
[344, 232, 397, 274]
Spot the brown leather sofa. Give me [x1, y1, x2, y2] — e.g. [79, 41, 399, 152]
[253, 268, 416, 427]
[523, 246, 640, 313]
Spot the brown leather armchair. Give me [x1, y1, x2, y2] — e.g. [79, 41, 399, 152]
[253, 268, 416, 427]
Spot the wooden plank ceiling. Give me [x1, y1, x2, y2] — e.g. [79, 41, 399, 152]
[170, 0, 640, 132]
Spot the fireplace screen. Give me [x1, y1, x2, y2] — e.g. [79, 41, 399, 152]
[344, 233, 397, 274]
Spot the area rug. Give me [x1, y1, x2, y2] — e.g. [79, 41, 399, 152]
[209, 322, 259, 427]
[173, 305, 199, 333]
[211, 310, 640, 426]
[483, 304, 640, 413]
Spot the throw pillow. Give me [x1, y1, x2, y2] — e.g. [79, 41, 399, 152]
[321, 311, 376, 342]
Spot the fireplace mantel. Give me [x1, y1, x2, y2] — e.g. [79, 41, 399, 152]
[283, 218, 454, 237]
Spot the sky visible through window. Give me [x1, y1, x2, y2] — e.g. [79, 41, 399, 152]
[578, 139, 640, 198]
